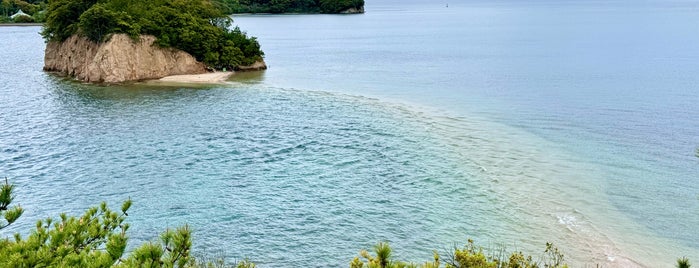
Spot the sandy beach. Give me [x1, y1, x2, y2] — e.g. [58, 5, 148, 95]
[156, 71, 233, 84]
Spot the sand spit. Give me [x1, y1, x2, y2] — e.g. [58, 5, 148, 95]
[156, 72, 233, 84]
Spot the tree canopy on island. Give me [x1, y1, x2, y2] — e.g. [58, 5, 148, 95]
[216, 0, 364, 14]
[40, 0, 264, 70]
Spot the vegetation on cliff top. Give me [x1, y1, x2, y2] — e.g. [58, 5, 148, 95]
[40, 0, 264, 70]
[216, 0, 364, 14]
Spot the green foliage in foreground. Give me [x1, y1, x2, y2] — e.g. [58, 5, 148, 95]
[1, 180, 694, 267]
[0, 180, 253, 267]
[0, 198, 195, 266]
[678, 257, 691, 268]
[40, 0, 264, 70]
[218, 0, 364, 14]
[350, 240, 569, 268]
[0, 179, 24, 231]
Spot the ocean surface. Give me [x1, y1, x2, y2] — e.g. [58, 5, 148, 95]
[1, 0, 698, 267]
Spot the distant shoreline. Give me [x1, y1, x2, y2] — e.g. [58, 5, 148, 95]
[0, 23, 43, 27]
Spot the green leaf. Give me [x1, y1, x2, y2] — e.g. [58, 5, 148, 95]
[0, 178, 15, 210]
[106, 233, 127, 261]
[3, 206, 24, 225]
[121, 198, 131, 215]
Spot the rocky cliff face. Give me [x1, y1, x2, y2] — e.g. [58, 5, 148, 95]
[44, 34, 207, 83]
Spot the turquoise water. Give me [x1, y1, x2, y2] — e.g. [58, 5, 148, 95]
[1, 0, 699, 267]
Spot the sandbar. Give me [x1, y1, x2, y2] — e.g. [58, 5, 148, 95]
[156, 71, 233, 84]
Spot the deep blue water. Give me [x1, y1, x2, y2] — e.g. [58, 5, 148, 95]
[1, 0, 699, 267]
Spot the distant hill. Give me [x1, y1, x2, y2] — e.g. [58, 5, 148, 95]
[1, 0, 46, 23]
[217, 0, 364, 14]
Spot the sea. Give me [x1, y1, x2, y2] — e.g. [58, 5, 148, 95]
[1, 0, 698, 267]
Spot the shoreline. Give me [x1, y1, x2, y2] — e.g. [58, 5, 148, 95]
[151, 71, 233, 84]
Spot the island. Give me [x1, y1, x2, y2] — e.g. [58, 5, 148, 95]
[218, 0, 365, 14]
[41, 0, 266, 83]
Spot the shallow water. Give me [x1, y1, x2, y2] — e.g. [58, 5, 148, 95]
[1, 0, 699, 267]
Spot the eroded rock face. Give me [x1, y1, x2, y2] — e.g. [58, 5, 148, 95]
[235, 60, 267, 72]
[44, 34, 207, 83]
[340, 6, 365, 14]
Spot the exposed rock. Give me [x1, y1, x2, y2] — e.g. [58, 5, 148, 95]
[340, 6, 365, 14]
[44, 34, 207, 83]
[235, 60, 267, 72]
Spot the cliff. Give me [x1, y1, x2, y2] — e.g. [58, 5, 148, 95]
[44, 34, 208, 83]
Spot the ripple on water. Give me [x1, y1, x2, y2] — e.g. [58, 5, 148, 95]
[2, 79, 696, 267]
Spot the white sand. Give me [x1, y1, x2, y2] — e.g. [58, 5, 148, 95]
[157, 72, 233, 84]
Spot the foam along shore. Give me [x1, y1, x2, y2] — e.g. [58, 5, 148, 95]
[155, 71, 234, 84]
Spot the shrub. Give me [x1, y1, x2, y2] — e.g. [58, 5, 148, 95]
[78, 4, 132, 42]
[0, 196, 191, 266]
[350, 240, 569, 268]
[678, 257, 691, 268]
[0, 178, 24, 231]
[0, 179, 254, 267]
[32, 10, 46, 23]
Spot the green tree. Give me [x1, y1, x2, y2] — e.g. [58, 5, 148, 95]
[678, 257, 692, 268]
[78, 4, 137, 42]
[0, 178, 23, 231]
[0, 180, 189, 267]
[78, 4, 125, 42]
[0, 180, 256, 267]
[12, 0, 42, 15]
[1, 0, 11, 17]
[41, 0, 98, 41]
[350, 240, 569, 268]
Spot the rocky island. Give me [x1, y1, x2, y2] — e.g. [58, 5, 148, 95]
[42, 0, 266, 83]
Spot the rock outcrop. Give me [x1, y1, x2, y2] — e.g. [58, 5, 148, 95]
[235, 60, 267, 71]
[340, 6, 365, 14]
[44, 34, 207, 83]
